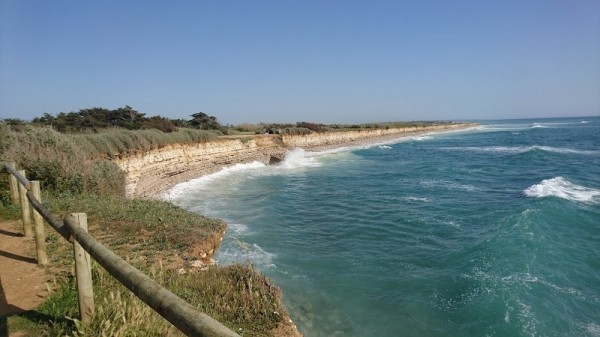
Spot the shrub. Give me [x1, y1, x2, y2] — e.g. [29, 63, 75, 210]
[281, 127, 313, 136]
[0, 124, 125, 196]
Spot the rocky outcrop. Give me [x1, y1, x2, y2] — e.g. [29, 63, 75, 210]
[115, 135, 285, 198]
[115, 124, 475, 198]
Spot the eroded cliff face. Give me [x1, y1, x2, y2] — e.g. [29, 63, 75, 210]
[282, 124, 461, 148]
[115, 135, 285, 198]
[115, 124, 474, 199]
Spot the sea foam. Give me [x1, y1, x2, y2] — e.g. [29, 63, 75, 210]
[215, 240, 276, 269]
[163, 161, 266, 200]
[523, 177, 600, 204]
[281, 148, 321, 168]
[442, 146, 598, 156]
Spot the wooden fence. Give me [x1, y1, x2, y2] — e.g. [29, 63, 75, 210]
[2, 161, 240, 337]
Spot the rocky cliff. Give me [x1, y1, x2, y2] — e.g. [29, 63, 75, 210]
[115, 124, 475, 198]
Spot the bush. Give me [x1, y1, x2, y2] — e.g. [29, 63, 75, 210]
[0, 124, 125, 195]
[296, 121, 323, 132]
[281, 127, 313, 136]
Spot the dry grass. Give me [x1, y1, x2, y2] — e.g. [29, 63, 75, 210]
[1, 122, 295, 337]
[1, 192, 290, 337]
[70, 127, 219, 159]
[0, 124, 125, 195]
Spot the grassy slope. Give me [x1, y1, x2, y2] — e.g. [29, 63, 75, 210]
[1, 192, 290, 337]
[0, 124, 292, 336]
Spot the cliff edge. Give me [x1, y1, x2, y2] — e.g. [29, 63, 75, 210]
[115, 124, 476, 199]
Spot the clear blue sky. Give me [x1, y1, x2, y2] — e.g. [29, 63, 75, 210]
[1, 0, 599, 124]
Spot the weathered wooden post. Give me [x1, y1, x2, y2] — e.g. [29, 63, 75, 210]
[30, 181, 48, 265]
[7, 162, 19, 205]
[71, 213, 94, 323]
[17, 170, 32, 237]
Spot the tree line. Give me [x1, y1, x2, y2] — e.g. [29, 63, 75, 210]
[2, 106, 222, 133]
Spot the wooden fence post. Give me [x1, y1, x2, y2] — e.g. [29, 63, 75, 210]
[30, 181, 48, 266]
[7, 162, 19, 205]
[72, 213, 94, 323]
[17, 170, 32, 237]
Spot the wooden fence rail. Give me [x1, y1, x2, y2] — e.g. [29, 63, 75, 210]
[2, 162, 240, 337]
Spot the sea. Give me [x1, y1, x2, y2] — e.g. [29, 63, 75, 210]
[167, 117, 600, 337]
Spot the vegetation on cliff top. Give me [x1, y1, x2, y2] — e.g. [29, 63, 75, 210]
[4, 105, 458, 136]
[0, 123, 295, 336]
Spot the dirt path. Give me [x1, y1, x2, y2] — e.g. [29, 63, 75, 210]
[0, 220, 49, 336]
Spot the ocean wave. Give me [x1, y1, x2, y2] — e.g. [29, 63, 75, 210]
[585, 323, 600, 336]
[441, 145, 598, 155]
[280, 148, 321, 169]
[378, 145, 392, 149]
[475, 124, 530, 132]
[215, 239, 276, 269]
[531, 123, 547, 128]
[414, 135, 432, 141]
[401, 196, 431, 203]
[163, 161, 266, 200]
[228, 223, 249, 235]
[420, 179, 478, 192]
[523, 177, 600, 204]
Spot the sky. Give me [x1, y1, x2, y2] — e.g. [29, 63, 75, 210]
[1, 1, 599, 124]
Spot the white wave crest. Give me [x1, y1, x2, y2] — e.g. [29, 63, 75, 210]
[401, 196, 431, 203]
[585, 323, 600, 336]
[280, 148, 321, 168]
[442, 146, 598, 155]
[378, 145, 392, 149]
[215, 239, 276, 269]
[414, 135, 432, 141]
[531, 123, 547, 128]
[523, 177, 600, 204]
[163, 161, 266, 200]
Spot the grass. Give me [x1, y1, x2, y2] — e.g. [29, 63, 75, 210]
[8, 264, 286, 337]
[1, 123, 294, 336]
[1, 193, 291, 336]
[70, 127, 220, 159]
[44, 193, 226, 269]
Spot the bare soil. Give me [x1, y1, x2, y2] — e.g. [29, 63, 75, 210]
[0, 220, 49, 336]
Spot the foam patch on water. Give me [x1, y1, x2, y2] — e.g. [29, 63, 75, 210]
[163, 161, 266, 200]
[378, 145, 392, 149]
[585, 323, 600, 336]
[414, 135, 433, 141]
[215, 239, 276, 269]
[442, 145, 598, 156]
[523, 177, 600, 204]
[441, 145, 598, 155]
[227, 223, 249, 235]
[421, 179, 478, 192]
[280, 148, 322, 169]
[164, 148, 324, 200]
[531, 123, 547, 129]
[401, 196, 431, 203]
[475, 124, 531, 132]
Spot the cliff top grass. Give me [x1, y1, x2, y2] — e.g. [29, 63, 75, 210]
[2, 119, 461, 163]
[0, 123, 296, 336]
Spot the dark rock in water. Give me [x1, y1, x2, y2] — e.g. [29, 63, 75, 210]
[269, 155, 282, 164]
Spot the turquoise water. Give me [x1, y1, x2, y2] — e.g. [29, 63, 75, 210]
[168, 117, 600, 337]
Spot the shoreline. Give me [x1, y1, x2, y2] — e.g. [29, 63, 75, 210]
[115, 123, 477, 199]
[113, 122, 475, 337]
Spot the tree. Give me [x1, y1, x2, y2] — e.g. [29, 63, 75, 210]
[189, 112, 221, 130]
[141, 116, 177, 133]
